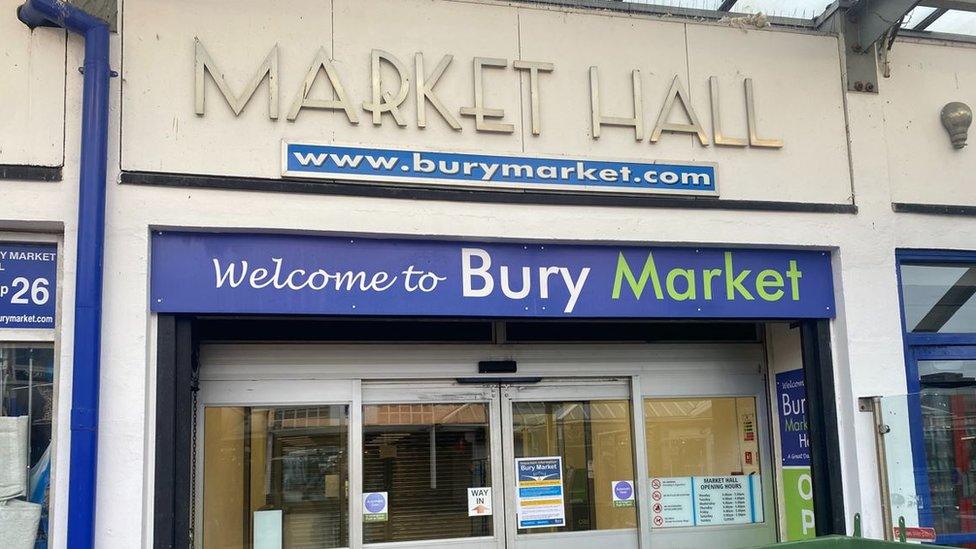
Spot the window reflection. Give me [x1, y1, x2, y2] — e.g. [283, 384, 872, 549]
[901, 263, 976, 333]
[644, 397, 761, 478]
[203, 406, 349, 549]
[0, 344, 55, 548]
[919, 360, 976, 537]
[362, 403, 492, 544]
[512, 400, 637, 534]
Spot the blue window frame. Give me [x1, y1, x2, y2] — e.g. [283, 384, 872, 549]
[897, 249, 976, 546]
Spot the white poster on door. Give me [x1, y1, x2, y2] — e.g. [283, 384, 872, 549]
[650, 475, 762, 528]
[650, 477, 694, 528]
[515, 456, 566, 529]
[694, 476, 758, 526]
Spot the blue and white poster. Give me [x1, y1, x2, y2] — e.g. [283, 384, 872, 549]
[777, 369, 810, 467]
[283, 142, 718, 196]
[776, 369, 816, 540]
[0, 243, 57, 329]
[650, 475, 762, 528]
[150, 232, 835, 319]
[515, 457, 565, 529]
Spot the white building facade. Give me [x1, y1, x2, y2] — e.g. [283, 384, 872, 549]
[2, 0, 976, 547]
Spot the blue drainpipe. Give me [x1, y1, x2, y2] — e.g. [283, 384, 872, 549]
[17, 2, 110, 549]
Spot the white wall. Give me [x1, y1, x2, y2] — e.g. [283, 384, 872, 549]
[121, 0, 852, 204]
[0, 0, 66, 167]
[885, 38, 976, 207]
[5, 1, 976, 547]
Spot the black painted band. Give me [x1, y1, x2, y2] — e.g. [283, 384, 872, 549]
[121, 170, 858, 214]
[0, 164, 61, 182]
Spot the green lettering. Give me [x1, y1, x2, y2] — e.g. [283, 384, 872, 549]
[612, 252, 664, 300]
[786, 260, 802, 300]
[724, 252, 754, 300]
[703, 268, 722, 300]
[666, 268, 696, 301]
[756, 269, 785, 301]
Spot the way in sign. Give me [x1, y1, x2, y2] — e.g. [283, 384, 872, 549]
[468, 487, 493, 517]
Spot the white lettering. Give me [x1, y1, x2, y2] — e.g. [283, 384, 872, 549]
[538, 266, 561, 299]
[285, 268, 308, 290]
[334, 271, 367, 291]
[479, 162, 499, 181]
[365, 155, 399, 170]
[560, 267, 590, 313]
[462, 248, 494, 297]
[332, 154, 363, 168]
[213, 258, 247, 288]
[371, 271, 396, 291]
[293, 152, 328, 167]
[418, 272, 447, 292]
[414, 153, 436, 173]
[249, 267, 272, 288]
[403, 265, 424, 291]
[500, 266, 531, 299]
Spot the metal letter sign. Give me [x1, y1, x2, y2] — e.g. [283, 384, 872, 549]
[151, 232, 834, 319]
[0, 243, 57, 329]
[283, 142, 718, 196]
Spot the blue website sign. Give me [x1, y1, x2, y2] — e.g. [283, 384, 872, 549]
[150, 232, 834, 318]
[0, 243, 57, 329]
[777, 369, 811, 467]
[282, 142, 718, 196]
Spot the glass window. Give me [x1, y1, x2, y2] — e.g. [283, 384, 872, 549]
[362, 403, 492, 544]
[645, 397, 761, 477]
[919, 360, 976, 536]
[925, 10, 976, 35]
[202, 405, 349, 549]
[900, 262, 976, 333]
[512, 400, 637, 534]
[644, 397, 764, 527]
[0, 343, 55, 548]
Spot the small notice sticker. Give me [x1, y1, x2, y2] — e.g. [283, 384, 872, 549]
[611, 480, 636, 507]
[362, 492, 388, 522]
[468, 487, 492, 516]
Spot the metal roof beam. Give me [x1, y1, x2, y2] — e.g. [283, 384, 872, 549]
[818, 0, 920, 93]
[919, 0, 976, 10]
[914, 7, 948, 29]
[718, 0, 738, 11]
[848, 0, 921, 52]
[512, 0, 815, 27]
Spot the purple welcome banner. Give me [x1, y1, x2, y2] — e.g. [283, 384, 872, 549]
[150, 231, 834, 318]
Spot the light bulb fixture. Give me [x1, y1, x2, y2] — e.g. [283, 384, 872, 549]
[941, 101, 973, 150]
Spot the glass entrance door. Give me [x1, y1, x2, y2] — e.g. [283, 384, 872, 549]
[358, 379, 638, 548]
[501, 380, 639, 548]
[196, 374, 771, 548]
[359, 381, 505, 548]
